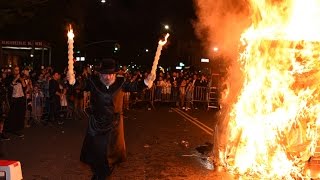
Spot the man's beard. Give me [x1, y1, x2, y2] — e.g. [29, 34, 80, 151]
[100, 75, 115, 87]
[105, 79, 115, 86]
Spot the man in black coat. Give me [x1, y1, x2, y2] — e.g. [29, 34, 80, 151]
[48, 71, 63, 125]
[76, 59, 155, 180]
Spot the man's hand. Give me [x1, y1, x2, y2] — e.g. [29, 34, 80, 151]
[13, 74, 20, 82]
[67, 75, 76, 85]
[144, 73, 156, 88]
[147, 73, 156, 81]
[69, 79, 76, 85]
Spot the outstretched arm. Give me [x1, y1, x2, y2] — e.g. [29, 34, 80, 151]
[122, 73, 156, 92]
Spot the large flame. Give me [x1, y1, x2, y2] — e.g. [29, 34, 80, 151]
[159, 33, 170, 46]
[219, 0, 320, 179]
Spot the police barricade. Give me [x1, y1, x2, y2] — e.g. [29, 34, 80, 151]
[192, 86, 219, 110]
[31, 94, 45, 124]
[83, 91, 90, 111]
[193, 86, 208, 102]
[58, 91, 90, 120]
[128, 84, 155, 109]
[79, 85, 219, 111]
[152, 85, 212, 109]
[145, 85, 218, 110]
[153, 85, 179, 104]
[25, 90, 46, 126]
[82, 91, 91, 117]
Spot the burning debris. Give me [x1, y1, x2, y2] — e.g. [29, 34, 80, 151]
[195, 0, 320, 179]
[195, 142, 213, 156]
[181, 140, 190, 148]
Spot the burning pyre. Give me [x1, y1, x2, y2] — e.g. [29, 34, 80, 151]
[196, 0, 320, 179]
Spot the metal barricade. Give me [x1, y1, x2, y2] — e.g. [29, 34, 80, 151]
[128, 85, 155, 109]
[123, 92, 130, 110]
[153, 85, 179, 104]
[192, 86, 220, 110]
[83, 91, 90, 110]
[80, 84, 216, 111]
[207, 87, 219, 110]
[82, 91, 90, 117]
[31, 92, 45, 124]
[193, 86, 207, 102]
[133, 85, 220, 110]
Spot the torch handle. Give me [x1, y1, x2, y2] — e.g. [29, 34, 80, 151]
[151, 45, 163, 75]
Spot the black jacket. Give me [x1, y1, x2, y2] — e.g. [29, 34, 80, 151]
[80, 75, 148, 167]
[49, 79, 60, 102]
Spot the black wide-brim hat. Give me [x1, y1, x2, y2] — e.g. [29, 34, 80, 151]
[98, 58, 118, 74]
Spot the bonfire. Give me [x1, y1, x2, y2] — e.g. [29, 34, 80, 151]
[214, 0, 320, 179]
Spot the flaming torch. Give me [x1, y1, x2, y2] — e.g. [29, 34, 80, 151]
[67, 25, 75, 85]
[151, 33, 170, 76]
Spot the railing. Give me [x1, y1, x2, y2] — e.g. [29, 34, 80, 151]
[22, 84, 220, 124]
[131, 85, 219, 110]
[81, 85, 219, 111]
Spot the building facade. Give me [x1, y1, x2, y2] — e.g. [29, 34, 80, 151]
[0, 40, 51, 69]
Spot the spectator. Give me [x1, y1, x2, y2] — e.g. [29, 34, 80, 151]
[32, 84, 44, 124]
[179, 79, 187, 109]
[0, 72, 10, 140]
[6, 66, 26, 137]
[48, 71, 63, 125]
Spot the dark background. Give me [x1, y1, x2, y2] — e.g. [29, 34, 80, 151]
[0, 0, 204, 70]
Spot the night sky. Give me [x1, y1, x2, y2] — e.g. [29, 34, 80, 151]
[0, 0, 200, 70]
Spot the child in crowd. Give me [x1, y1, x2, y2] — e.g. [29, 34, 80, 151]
[32, 84, 44, 124]
[185, 80, 194, 111]
[179, 79, 187, 109]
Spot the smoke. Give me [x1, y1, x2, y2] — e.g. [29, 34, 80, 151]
[193, 0, 253, 111]
[193, 0, 252, 106]
[193, 0, 252, 165]
[193, 0, 251, 59]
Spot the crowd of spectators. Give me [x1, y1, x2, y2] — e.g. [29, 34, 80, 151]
[0, 63, 218, 141]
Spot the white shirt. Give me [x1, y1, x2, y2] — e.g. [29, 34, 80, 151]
[12, 83, 24, 98]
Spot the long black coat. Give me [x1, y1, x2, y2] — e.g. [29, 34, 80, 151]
[80, 75, 147, 167]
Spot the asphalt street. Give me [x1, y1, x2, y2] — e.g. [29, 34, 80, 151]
[0, 106, 232, 180]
